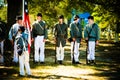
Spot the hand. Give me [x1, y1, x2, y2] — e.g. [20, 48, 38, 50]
[72, 38, 76, 41]
[66, 39, 68, 42]
[43, 39, 46, 42]
[96, 40, 99, 45]
[80, 38, 82, 42]
[31, 38, 34, 42]
[85, 38, 88, 42]
[10, 40, 14, 46]
[85, 38, 88, 41]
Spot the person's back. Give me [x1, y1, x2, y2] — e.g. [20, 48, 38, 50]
[16, 26, 31, 76]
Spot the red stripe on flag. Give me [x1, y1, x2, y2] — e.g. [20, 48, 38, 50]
[23, 0, 31, 54]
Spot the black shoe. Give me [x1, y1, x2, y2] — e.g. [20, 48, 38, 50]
[72, 60, 76, 64]
[18, 74, 25, 77]
[27, 74, 32, 77]
[34, 61, 39, 64]
[58, 61, 62, 64]
[75, 62, 81, 64]
[40, 62, 45, 64]
[59, 61, 63, 64]
[91, 60, 96, 65]
[87, 60, 91, 65]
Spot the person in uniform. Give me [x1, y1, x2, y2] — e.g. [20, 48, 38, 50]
[0, 18, 6, 64]
[84, 16, 100, 65]
[54, 15, 68, 64]
[16, 26, 31, 76]
[70, 15, 82, 64]
[8, 16, 23, 63]
[32, 13, 47, 64]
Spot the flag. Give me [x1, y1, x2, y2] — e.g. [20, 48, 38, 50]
[23, 0, 31, 54]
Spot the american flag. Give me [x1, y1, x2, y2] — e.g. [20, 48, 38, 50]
[23, 0, 31, 54]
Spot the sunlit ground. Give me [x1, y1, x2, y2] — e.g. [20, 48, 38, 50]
[0, 40, 120, 80]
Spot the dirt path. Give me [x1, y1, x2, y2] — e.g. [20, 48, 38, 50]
[0, 40, 120, 80]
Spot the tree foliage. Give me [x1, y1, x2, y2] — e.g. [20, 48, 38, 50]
[27, 0, 119, 30]
[0, 0, 119, 31]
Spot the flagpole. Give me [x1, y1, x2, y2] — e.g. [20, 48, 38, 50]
[22, 0, 24, 21]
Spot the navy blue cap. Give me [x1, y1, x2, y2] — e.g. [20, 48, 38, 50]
[74, 15, 80, 20]
[59, 15, 64, 19]
[37, 13, 42, 17]
[16, 15, 22, 20]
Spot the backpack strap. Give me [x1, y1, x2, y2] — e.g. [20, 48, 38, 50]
[88, 23, 95, 37]
[20, 37, 26, 51]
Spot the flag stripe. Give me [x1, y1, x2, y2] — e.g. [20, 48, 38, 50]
[23, 0, 31, 54]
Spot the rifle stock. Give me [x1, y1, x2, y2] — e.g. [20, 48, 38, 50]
[86, 41, 88, 64]
[72, 41, 75, 64]
[55, 40, 57, 64]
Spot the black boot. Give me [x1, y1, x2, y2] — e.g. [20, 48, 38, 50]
[91, 60, 96, 65]
[58, 60, 62, 64]
[87, 60, 91, 65]
[59, 61, 62, 64]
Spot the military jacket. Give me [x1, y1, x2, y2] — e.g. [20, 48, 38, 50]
[32, 20, 47, 39]
[84, 23, 100, 41]
[54, 22, 68, 47]
[16, 32, 28, 51]
[70, 22, 82, 43]
[8, 23, 20, 41]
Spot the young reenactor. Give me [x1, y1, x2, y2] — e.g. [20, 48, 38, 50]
[32, 13, 47, 64]
[9, 16, 23, 63]
[84, 16, 100, 65]
[70, 15, 82, 64]
[54, 15, 68, 64]
[16, 26, 31, 76]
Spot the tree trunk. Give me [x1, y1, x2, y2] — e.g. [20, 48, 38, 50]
[7, 0, 22, 33]
[4, 0, 22, 66]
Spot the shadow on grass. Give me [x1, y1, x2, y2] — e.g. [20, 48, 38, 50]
[0, 67, 18, 80]
[92, 40, 120, 80]
[27, 74, 83, 80]
[88, 65, 120, 80]
[1, 40, 120, 80]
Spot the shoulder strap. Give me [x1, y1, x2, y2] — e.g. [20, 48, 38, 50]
[58, 24, 63, 34]
[74, 23, 79, 33]
[88, 23, 95, 35]
[36, 22, 44, 30]
[20, 37, 26, 51]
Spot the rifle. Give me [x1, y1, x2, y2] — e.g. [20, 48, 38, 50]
[72, 41, 75, 64]
[54, 38, 57, 64]
[86, 40, 88, 64]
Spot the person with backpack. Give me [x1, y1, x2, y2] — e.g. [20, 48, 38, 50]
[8, 16, 23, 63]
[16, 26, 31, 76]
[70, 15, 82, 64]
[84, 16, 100, 65]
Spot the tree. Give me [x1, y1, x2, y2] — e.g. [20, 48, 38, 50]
[7, 0, 22, 34]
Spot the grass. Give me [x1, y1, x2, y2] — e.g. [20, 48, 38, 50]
[0, 40, 120, 80]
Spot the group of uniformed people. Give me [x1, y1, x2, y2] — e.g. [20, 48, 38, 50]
[5, 13, 100, 76]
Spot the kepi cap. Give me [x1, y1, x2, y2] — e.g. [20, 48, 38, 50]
[16, 15, 22, 20]
[59, 15, 64, 19]
[37, 13, 42, 17]
[74, 15, 80, 20]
